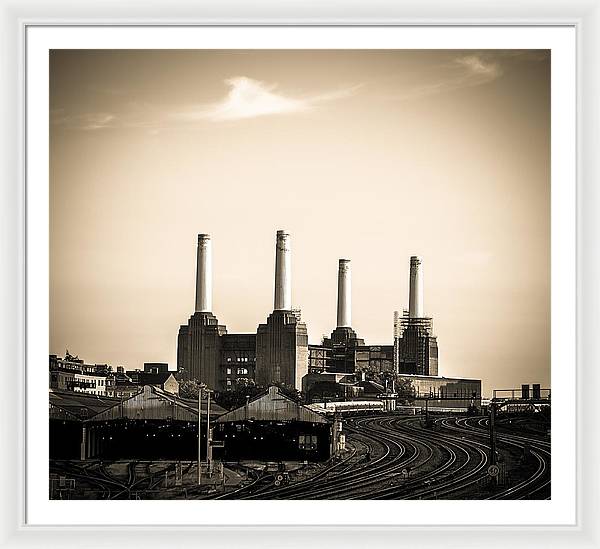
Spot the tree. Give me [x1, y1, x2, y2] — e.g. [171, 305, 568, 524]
[369, 371, 415, 404]
[178, 379, 203, 400]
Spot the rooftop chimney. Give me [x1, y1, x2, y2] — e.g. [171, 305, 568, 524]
[274, 230, 291, 311]
[195, 234, 212, 313]
[336, 259, 351, 328]
[409, 256, 423, 318]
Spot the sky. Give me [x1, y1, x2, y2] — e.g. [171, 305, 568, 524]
[50, 50, 550, 396]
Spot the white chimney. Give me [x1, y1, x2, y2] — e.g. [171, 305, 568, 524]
[336, 259, 351, 328]
[195, 234, 212, 313]
[409, 256, 423, 318]
[274, 230, 291, 311]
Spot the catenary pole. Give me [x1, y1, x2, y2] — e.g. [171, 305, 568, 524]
[198, 386, 202, 485]
[206, 390, 212, 476]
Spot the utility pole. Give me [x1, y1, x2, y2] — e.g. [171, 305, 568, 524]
[197, 385, 203, 485]
[489, 401, 497, 466]
[206, 389, 212, 477]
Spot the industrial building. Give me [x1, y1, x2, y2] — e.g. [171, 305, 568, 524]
[177, 231, 307, 391]
[49, 385, 226, 460]
[393, 256, 439, 376]
[214, 386, 335, 462]
[303, 253, 478, 408]
[175, 231, 479, 405]
[400, 374, 481, 409]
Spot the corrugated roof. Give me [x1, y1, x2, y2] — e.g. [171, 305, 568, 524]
[89, 385, 226, 422]
[49, 389, 123, 420]
[216, 386, 329, 424]
[50, 386, 226, 422]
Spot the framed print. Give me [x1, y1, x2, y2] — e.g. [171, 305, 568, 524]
[1, 1, 599, 548]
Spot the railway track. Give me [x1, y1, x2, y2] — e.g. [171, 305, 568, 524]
[50, 460, 178, 499]
[448, 416, 551, 500]
[50, 413, 550, 500]
[222, 413, 549, 500]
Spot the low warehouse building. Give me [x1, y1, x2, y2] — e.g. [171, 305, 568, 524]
[214, 386, 333, 462]
[49, 386, 225, 460]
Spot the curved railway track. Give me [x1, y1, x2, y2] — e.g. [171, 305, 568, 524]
[215, 413, 550, 500]
[50, 413, 550, 500]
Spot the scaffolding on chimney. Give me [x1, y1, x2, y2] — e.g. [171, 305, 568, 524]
[394, 309, 435, 375]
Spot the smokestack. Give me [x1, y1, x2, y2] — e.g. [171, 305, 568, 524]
[195, 234, 212, 313]
[274, 230, 291, 311]
[409, 256, 423, 318]
[336, 259, 351, 328]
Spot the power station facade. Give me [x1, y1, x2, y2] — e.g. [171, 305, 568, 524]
[178, 231, 456, 392]
[177, 231, 308, 391]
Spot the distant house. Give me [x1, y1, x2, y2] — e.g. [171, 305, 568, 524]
[49, 354, 110, 396]
[125, 371, 180, 396]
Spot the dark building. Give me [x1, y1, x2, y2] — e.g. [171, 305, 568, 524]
[175, 234, 476, 398]
[256, 310, 308, 389]
[220, 333, 256, 390]
[254, 231, 308, 390]
[395, 313, 439, 376]
[322, 326, 365, 373]
[143, 362, 169, 374]
[49, 386, 225, 460]
[177, 311, 226, 388]
[356, 344, 395, 373]
[401, 374, 481, 409]
[392, 257, 439, 376]
[177, 231, 308, 391]
[177, 234, 227, 388]
[214, 386, 334, 462]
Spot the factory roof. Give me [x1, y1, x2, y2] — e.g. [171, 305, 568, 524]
[216, 386, 329, 424]
[90, 385, 227, 422]
[50, 386, 226, 422]
[49, 389, 121, 420]
[358, 380, 386, 394]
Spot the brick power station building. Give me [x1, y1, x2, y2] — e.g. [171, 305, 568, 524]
[177, 231, 308, 391]
[177, 230, 478, 400]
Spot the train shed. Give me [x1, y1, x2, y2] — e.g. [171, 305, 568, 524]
[49, 386, 226, 460]
[214, 386, 334, 462]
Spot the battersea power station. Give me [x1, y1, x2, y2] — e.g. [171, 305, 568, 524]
[177, 231, 479, 402]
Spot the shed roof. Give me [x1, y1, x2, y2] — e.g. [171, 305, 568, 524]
[216, 386, 329, 424]
[50, 386, 226, 422]
[89, 385, 227, 422]
[49, 389, 121, 421]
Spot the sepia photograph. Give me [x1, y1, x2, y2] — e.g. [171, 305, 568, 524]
[48, 48, 551, 501]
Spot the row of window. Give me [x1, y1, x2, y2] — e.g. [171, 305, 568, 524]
[298, 435, 318, 450]
[225, 367, 249, 376]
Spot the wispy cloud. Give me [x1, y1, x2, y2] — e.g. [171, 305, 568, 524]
[173, 76, 360, 122]
[51, 77, 360, 131]
[396, 54, 503, 101]
[51, 110, 117, 131]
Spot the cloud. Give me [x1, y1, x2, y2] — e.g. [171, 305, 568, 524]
[396, 54, 503, 101]
[174, 76, 360, 122]
[51, 110, 116, 131]
[51, 77, 360, 131]
[453, 54, 502, 80]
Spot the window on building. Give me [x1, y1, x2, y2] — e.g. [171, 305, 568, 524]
[299, 434, 318, 451]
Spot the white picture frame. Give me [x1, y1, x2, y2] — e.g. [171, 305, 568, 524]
[1, 0, 599, 547]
